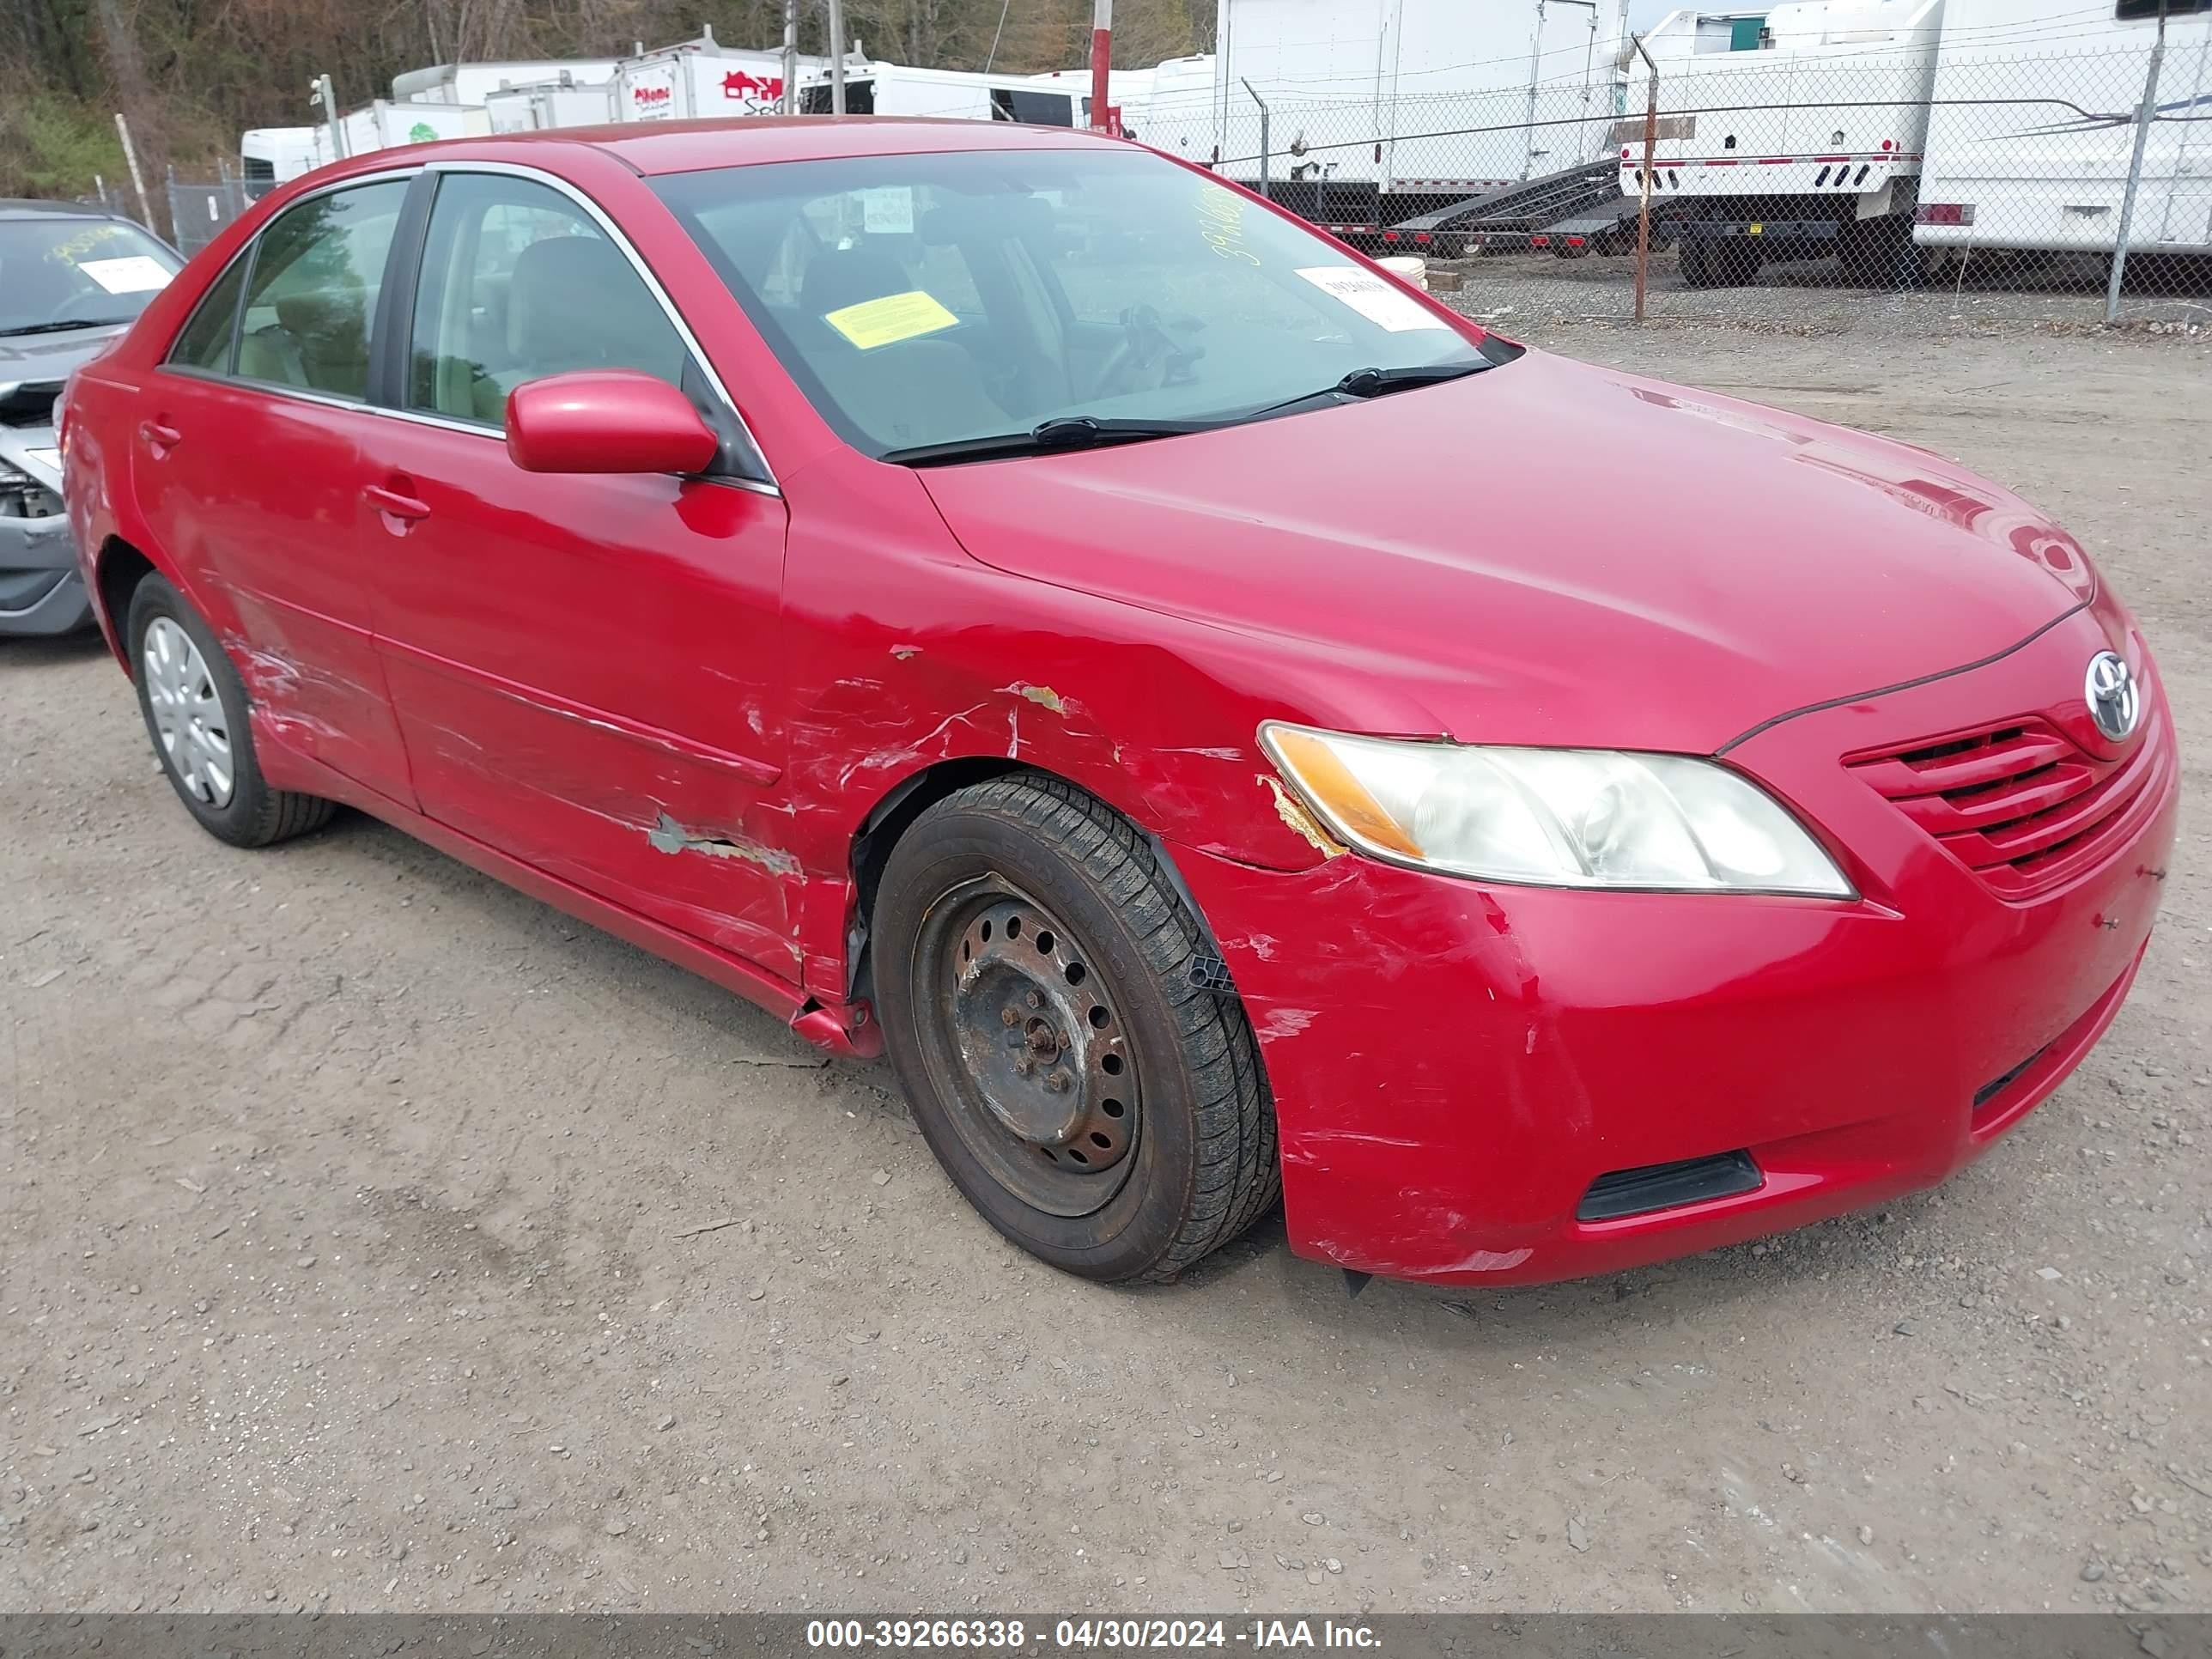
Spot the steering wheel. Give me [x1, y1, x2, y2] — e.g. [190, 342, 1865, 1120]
[1090, 304, 1201, 400]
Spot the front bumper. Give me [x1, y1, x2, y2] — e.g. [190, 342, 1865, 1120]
[0, 510, 91, 635]
[1175, 612, 2178, 1286]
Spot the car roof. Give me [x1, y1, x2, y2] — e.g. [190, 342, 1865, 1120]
[0, 198, 138, 221]
[328, 115, 1132, 181]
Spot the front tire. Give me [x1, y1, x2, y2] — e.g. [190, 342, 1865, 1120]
[873, 775, 1279, 1283]
[127, 574, 335, 848]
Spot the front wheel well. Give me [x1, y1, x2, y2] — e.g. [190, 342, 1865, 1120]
[94, 538, 157, 660]
[846, 757, 1222, 1002]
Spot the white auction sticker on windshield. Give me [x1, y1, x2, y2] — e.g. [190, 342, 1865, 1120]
[1293, 264, 1448, 331]
[76, 256, 173, 295]
[857, 187, 915, 235]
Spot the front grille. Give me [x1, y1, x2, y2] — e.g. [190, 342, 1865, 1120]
[1844, 708, 2166, 901]
[1576, 1151, 1763, 1222]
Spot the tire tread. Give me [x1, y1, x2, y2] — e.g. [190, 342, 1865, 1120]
[906, 774, 1279, 1281]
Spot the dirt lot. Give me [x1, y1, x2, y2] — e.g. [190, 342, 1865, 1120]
[2, 320, 2207, 1618]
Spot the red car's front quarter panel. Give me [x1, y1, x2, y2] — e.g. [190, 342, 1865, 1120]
[1172, 608, 2176, 1285]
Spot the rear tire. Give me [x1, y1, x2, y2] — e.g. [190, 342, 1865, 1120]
[873, 775, 1279, 1283]
[1838, 213, 1924, 288]
[1680, 236, 1719, 287]
[127, 574, 335, 848]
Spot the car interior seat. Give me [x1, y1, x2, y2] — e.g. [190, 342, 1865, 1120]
[798, 246, 1007, 450]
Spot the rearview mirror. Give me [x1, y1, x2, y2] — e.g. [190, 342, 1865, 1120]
[506, 370, 721, 477]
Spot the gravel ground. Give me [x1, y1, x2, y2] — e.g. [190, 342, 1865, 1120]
[1, 321, 2206, 1618]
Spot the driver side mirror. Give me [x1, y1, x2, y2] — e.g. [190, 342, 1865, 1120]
[506, 370, 721, 477]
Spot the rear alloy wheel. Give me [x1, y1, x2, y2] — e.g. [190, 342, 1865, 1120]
[874, 775, 1279, 1283]
[127, 573, 335, 848]
[142, 616, 234, 810]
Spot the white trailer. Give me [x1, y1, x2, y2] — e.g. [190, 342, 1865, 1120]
[392, 60, 619, 106]
[306, 100, 495, 169]
[1020, 60, 1199, 135]
[1917, 0, 2212, 256]
[1069, 54, 1218, 148]
[616, 33, 836, 121]
[797, 63, 1081, 125]
[1207, 0, 1633, 230]
[240, 127, 319, 191]
[1614, 0, 1944, 283]
[483, 79, 617, 133]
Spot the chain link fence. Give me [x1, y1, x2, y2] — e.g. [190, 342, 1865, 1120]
[161, 176, 258, 256]
[78, 172, 264, 254]
[1135, 26, 2212, 339]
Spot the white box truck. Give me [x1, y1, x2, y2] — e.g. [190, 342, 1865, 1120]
[797, 62, 1082, 125]
[240, 127, 320, 191]
[616, 33, 836, 121]
[1618, 0, 1944, 284]
[392, 61, 619, 106]
[483, 79, 618, 133]
[309, 100, 494, 168]
[1207, 0, 1633, 232]
[1917, 0, 2212, 258]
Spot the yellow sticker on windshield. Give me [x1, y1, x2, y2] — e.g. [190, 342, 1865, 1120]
[823, 289, 960, 350]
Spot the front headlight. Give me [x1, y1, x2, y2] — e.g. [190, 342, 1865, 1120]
[1260, 722, 1854, 896]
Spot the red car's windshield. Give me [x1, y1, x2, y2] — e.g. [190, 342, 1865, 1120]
[653, 146, 1499, 461]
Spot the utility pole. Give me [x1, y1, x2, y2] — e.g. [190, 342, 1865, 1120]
[781, 0, 799, 113]
[1090, 0, 1114, 131]
[312, 74, 348, 160]
[1632, 33, 1658, 325]
[112, 112, 154, 229]
[827, 0, 847, 115]
[1242, 80, 1270, 203]
[2106, 0, 2168, 323]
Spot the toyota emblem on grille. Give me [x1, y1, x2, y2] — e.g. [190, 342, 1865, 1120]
[2085, 651, 2141, 744]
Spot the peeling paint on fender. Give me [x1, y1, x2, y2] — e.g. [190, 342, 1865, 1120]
[1260, 775, 1346, 859]
[1001, 682, 1070, 714]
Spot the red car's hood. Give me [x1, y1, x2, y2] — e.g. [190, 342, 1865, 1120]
[921, 350, 2096, 753]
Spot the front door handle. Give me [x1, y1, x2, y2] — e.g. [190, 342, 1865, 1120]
[362, 483, 431, 522]
[139, 420, 182, 450]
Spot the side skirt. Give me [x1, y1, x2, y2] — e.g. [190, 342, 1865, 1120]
[259, 731, 882, 1059]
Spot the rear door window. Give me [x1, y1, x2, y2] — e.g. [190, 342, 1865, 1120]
[167, 254, 250, 373]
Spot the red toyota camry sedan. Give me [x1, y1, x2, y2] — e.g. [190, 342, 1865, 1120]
[63, 119, 2175, 1288]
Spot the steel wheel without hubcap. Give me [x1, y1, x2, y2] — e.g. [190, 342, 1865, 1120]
[142, 616, 234, 807]
[917, 880, 1141, 1218]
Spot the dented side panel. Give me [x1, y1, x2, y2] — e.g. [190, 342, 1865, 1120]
[117, 371, 417, 805]
[756, 448, 1422, 995]
[360, 417, 803, 977]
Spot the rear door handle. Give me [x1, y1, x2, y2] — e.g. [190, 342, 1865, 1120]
[362, 483, 431, 521]
[139, 421, 182, 449]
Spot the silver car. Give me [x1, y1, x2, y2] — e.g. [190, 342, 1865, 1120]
[2, 199, 183, 635]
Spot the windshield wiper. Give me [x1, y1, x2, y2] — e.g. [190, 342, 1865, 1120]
[883, 414, 1217, 467]
[1334, 362, 1491, 397]
[1244, 360, 1492, 421]
[0, 319, 131, 337]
